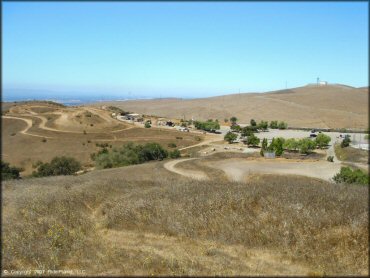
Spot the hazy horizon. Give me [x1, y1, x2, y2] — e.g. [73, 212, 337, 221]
[3, 2, 368, 100]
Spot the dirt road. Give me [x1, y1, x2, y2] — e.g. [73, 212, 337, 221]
[163, 158, 209, 180]
[205, 158, 341, 182]
[2, 116, 54, 138]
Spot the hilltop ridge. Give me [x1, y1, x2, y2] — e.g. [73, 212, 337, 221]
[94, 84, 368, 129]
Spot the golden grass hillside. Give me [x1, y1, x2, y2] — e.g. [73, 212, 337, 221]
[2, 161, 368, 276]
[96, 84, 368, 129]
[1, 102, 203, 175]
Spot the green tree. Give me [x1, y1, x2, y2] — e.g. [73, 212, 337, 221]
[274, 137, 285, 156]
[333, 167, 368, 185]
[194, 120, 220, 131]
[231, 125, 242, 132]
[145, 121, 151, 128]
[224, 132, 238, 144]
[260, 138, 268, 157]
[245, 133, 260, 147]
[230, 116, 238, 125]
[283, 138, 299, 152]
[257, 121, 268, 130]
[341, 135, 351, 148]
[250, 119, 257, 126]
[315, 133, 331, 149]
[298, 138, 317, 154]
[278, 121, 288, 129]
[269, 121, 278, 129]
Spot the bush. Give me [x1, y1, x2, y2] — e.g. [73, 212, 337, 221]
[230, 125, 241, 132]
[176, 136, 183, 140]
[283, 138, 299, 152]
[195, 136, 201, 141]
[257, 120, 268, 130]
[327, 156, 334, 162]
[250, 119, 257, 126]
[42, 138, 47, 143]
[230, 116, 237, 125]
[260, 138, 268, 156]
[315, 133, 331, 149]
[341, 135, 351, 148]
[145, 121, 151, 128]
[93, 142, 168, 169]
[169, 149, 181, 159]
[278, 121, 288, 130]
[1, 161, 23, 180]
[298, 138, 317, 154]
[194, 120, 220, 132]
[245, 133, 260, 147]
[269, 121, 278, 129]
[241, 125, 258, 136]
[32, 156, 81, 177]
[224, 132, 238, 144]
[168, 143, 177, 148]
[333, 167, 368, 185]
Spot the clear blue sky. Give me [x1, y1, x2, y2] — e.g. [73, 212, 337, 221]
[3, 1, 369, 99]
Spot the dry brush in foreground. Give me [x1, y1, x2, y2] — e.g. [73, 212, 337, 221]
[2, 167, 368, 276]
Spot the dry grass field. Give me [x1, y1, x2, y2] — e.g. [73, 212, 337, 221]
[96, 84, 368, 129]
[1, 101, 204, 175]
[2, 161, 368, 276]
[334, 143, 369, 164]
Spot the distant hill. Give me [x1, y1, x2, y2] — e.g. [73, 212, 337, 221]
[93, 84, 368, 129]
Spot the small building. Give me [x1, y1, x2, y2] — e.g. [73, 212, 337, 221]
[319, 81, 328, 86]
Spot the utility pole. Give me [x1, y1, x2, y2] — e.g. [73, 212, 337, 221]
[285, 81, 287, 89]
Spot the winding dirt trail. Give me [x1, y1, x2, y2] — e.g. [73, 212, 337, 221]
[163, 158, 209, 180]
[2, 116, 54, 138]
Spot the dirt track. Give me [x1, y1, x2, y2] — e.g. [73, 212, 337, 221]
[163, 158, 209, 180]
[205, 158, 342, 182]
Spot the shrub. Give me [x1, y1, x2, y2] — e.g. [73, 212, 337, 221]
[230, 125, 241, 132]
[269, 121, 278, 129]
[1, 161, 23, 180]
[169, 149, 181, 159]
[245, 133, 260, 147]
[176, 136, 183, 140]
[10, 133, 16, 136]
[145, 121, 151, 128]
[260, 138, 268, 156]
[284, 138, 299, 152]
[194, 120, 220, 132]
[341, 135, 351, 148]
[333, 167, 368, 185]
[315, 133, 331, 149]
[327, 156, 334, 162]
[257, 120, 268, 130]
[250, 119, 257, 126]
[278, 121, 288, 129]
[42, 138, 47, 143]
[168, 143, 177, 148]
[83, 130, 87, 135]
[230, 116, 237, 125]
[195, 136, 201, 141]
[32, 156, 81, 177]
[298, 138, 317, 154]
[93, 142, 168, 169]
[241, 125, 258, 136]
[224, 132, 238, 144]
